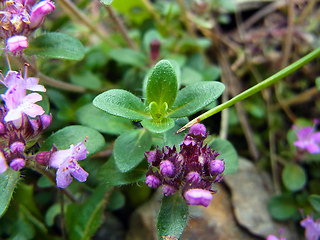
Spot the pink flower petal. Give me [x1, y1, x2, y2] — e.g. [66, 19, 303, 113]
[70, 162, 88, 182]
[56, 166, 73, 188]
[4, 108, 22, 122]
[25, 77, 46, 92]
[306, 143, 320, 154]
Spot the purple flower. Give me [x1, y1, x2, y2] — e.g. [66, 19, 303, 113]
[1, 69, 46, 124]
[49, 138, 89, 188]
[2, 88, 44, 122]
[300, 216, 320, 240]
[293, 121, 320, 154]
[145, 123, 224, 207]
[6, 35, 28, 54]
[184, 189, 213, 207]
[29, 0, 55, 29]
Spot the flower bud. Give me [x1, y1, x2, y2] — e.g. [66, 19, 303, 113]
[186, 171, 200, 183]
[10, 141, 25, 153]
[150, 39, 161, 63]
[184, 188, 213, 207]
[36, 145, 57, 166]
[6, 35, 28, 54]
[163, 184, 176, 196]
[0, 122, 6, 134]
[160, 160, 175, 177]
[145, 175, 161, 189]
[29, 0, 55, 29]
[210, 159, 225, 175]
[9, 158, 25, 171]
[40, 114, 52, 130]
[145, 150, 157, 163]
[189, 123, 206, 137]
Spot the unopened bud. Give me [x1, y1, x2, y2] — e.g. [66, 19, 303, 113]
[163, 184, 176, 196]
[0, 122, 6, 134]
[6, 36, 28, 54]
[189, 123, 206, 137]
[150, 39, 160, 63]
[160, 160, 175, 177]
[186, 171, 200, 183]
[10, 158, 25, 171]
[40, 114, 52, 130]
[210, 159, 225, 175]
[29, 0, 55, 29]
[145, 175, 161, 189]
[10, 141, 25, 153]
[145, 150, 157, 163]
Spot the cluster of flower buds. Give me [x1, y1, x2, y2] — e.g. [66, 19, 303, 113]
[0, 66, 50, 174]
[0, 0, 55, 54]
[35, 138, 89, 188]
[145, 123, 225, 207]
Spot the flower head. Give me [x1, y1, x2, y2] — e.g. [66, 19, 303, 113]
[300, 216, 320, 240]
[145, 123, 224, 207]
[293, 120, 320, 154]
[48, 138, 89, 188]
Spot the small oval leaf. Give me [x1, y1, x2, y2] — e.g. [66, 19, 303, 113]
[114, 129, 152, 172]
[168, 81, 225, 118]
[109, 48, 146, 67]
[147, 60, 178, 108]
[25, 32, 85, 60]
[309, 195, 320, 212]
[157, 193, 189, 240]
[268, 194, 298, 220]
[42, 125, 105, 156]
[76, 104, 133, 135]
[282, 164, 306, 191]
[93, 89, 148, 121]
[0, 169, 20, 217]
[98, 158, 147, 186]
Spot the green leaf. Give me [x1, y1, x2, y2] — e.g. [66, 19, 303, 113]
[114, 129, 152, 172]
[168, 81, 225, 118]
[142, 29, 162, 54]
[147, 60, 178, 108]
[180, 67, 203, 86]
[70, 70, 102, 90]
[100, 0, 113, 5]
[76, 104, 133, 135]
[141, 117, 175, 133]
[0, 169, 20, 217]
[45, 204, 61, 227]
[209, 138, 238, 175]
[66, 185, 109, 240]
[42, 125, 105, 156]
[98, 158, 147, 186]
[163, 118, 189, 147]
[109, 48, 146, 67]
[112, 0, 150, 25]
[93, 89, 148, 121]
[282, 164, 306, 192]
[25, 32, 85, 60]
[309, 195, 320, 212]
[157, 194, 189, 240]
[107, 191, 126, 211]
[268, 194, 298, 220]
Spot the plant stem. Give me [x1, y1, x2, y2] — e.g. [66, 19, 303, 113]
[105, 5, 137, 50]
[176, 46, 320, 134]
[58, 0, 117, 47]
[29, 163, 77, 203]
